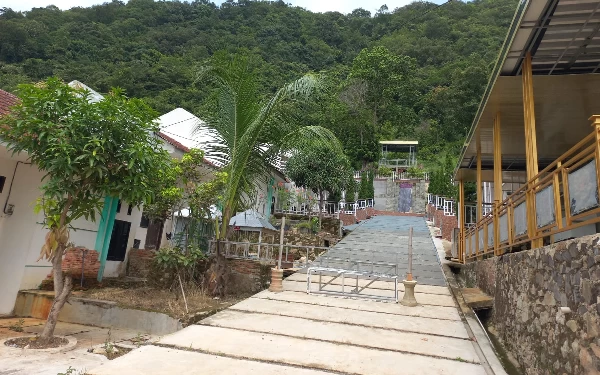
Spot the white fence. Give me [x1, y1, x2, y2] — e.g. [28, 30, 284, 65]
[274, 199, 374, 218]
[429, 194, 456, 217]
[354, 171, 430, 181]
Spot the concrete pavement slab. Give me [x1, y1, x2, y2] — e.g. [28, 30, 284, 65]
[252, 290, 462, 320]
[89, 345, 333, 375]
[201, 309, 480, 362]
[229, 297, 470, 338]
[158, 325, 485, 375]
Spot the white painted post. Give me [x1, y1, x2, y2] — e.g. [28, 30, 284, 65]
[278, 216, 285, 269]
[258, 229, 262, 259]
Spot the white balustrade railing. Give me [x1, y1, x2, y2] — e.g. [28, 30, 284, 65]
[354, 171, 430, 181]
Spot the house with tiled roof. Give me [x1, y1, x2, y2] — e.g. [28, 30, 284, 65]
[0, 89, 18, 115]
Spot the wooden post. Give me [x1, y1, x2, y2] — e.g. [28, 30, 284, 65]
[458, 179, 466, 263]
[522, 52, 541, 248]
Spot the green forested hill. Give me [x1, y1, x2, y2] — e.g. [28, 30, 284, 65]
[0, 0, 517, 167]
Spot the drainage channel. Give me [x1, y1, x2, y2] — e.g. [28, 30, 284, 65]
[474, 308, 523, 375]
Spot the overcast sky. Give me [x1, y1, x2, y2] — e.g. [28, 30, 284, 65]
[3, 0, 429, 15]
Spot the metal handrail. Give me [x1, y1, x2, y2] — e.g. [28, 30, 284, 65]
[462, 120, 600, 262]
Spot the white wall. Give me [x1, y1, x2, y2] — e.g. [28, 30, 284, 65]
[0, 160, 48, 315]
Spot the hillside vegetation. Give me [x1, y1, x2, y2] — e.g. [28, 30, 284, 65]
[0, 0, 517, 167]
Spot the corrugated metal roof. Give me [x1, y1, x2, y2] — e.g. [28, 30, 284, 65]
[229, 209, 277, 232]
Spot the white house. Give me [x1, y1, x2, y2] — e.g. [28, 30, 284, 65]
[0, 87, 288, 316]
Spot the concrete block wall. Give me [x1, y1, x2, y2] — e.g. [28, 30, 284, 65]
[461, 234, 600, 375]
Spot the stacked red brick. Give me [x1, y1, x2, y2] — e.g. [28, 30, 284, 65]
[60, 247, 100, 278]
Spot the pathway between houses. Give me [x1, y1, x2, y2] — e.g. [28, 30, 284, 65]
[90, 216, 492, 375]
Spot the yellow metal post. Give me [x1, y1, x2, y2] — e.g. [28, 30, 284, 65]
[522, 52, 541, 249]
[493, 112, 502, 256]
[591, 115, 600, 208]
[459, 179, 466, 263]
[493, 113, 503, 203]
[476, 132, 483, 222]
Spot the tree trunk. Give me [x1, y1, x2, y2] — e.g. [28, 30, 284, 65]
[208, 239, 227, 297]
[39, 241, 72, 341]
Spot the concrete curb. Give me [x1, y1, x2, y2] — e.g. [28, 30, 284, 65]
[0, 335, 77, 354]
[427, 223, 507, 375]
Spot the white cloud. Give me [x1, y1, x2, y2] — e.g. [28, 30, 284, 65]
[2, 0, 432, 14]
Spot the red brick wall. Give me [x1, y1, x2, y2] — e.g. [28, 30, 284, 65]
[366, 207, 375, 217]
[440, 215, 458, 241]
[127, 249, 156, 278]
[373, 210, 425, 217]
[356, 208, 367, 221]
[61, 247, 100, 278]
[339, 213, 357, 226]
[426, 204, 458, 241]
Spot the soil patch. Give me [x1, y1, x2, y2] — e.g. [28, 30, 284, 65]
[106, 346, 132, 360]
[77, 286, 249, 320]
[5, 336, 68, 349]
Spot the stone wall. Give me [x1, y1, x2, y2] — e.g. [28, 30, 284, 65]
[127, 249, 156, 279]
[339, 213, 357, 226]
[411, 180, 428, 214]
[461, 234, 600, 375]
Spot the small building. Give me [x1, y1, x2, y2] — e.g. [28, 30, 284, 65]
[379, 140, 418, 170]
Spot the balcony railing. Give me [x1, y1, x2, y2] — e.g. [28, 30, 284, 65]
[461, 117, 600, 263]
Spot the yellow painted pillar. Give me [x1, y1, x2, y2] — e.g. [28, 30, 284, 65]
[522, 52, 541, 248]
[476, 132, 483, 221]
[493, 112, 502, 255]
[493, 113, 503, 203]
[459, 179, 466, 263]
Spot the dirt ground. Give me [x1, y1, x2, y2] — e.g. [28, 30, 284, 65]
[76, 285, 249, 320]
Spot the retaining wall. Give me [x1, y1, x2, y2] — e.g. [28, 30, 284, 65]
[461, 234, 600, 375]
[14, 290, 182, 335]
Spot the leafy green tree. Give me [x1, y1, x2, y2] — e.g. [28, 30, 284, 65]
[286, 143, 353, 226]
[196, 55, 341, 296]
[0, 78, 171, 342]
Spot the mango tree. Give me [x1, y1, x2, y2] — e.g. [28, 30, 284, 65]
[0, 78, 171, 342]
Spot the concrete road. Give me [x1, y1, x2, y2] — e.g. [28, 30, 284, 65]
[90, 215, 490, 375]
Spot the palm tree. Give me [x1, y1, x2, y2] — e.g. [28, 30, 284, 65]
[195, 56, 341, 295]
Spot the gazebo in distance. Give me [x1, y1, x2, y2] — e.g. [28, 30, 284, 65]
[379, 140, 418, 172]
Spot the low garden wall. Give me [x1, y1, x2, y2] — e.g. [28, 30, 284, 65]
[461, 234, 600, 375]
[126, 249, 271, 294]
[426, 203, 456, 241]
